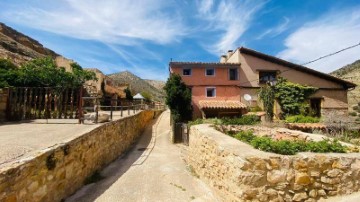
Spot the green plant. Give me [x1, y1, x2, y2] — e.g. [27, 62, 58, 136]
[164, 74, 192, 122]
[274, 77, 317, 117]
[188, 118, 204, 126]
[353, 106, 359, 111]
[141, 91, 152, 102]
[0, 57, 96, 88]
[124, 87, 133, 100]
[258, 84, 275, 122]
[349, 112, 357, 116]
[229, 130, 347, 155]
[285, 115, 320, 123]
[250, 105, 263, 112]
[221, 115, 260, 125]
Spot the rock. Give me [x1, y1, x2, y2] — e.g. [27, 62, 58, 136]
[320, 176, 340, 185]
[292, 192, 308, 201]
[295, 172, 311, 185]
[327, 169, 342, 177]
[332, 158, 352, 170]
[304, 199, 316, 202]
[84, 112, 110, 123]
[309, 189, 317, 198]
[266, 188, 278, 196]
[328, 191, 338, 196]
[243, 188, 259, 199]
[318, 189, 326, 196]
[267, 170, 287, 184]
[294, 159, 308, 171]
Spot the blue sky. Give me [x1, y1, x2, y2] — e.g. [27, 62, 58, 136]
[0, 0, 359, 81]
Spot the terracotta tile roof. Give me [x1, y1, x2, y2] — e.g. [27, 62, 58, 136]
[199, 100, 247, 109]
[239, 47, 356, 89]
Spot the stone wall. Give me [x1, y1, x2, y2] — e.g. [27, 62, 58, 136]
[0, 110, 162, 202]
[0, 88, 8, 122]
[184, 124, 360, 202]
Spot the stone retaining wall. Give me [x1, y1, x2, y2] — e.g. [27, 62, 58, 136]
[184, 124, 360, 202]
[0, 110, 162, 202]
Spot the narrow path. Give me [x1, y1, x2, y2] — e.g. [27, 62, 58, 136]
[67, 110, 219, 202]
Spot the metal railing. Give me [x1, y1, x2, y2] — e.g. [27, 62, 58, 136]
[80, 96, 166, 124]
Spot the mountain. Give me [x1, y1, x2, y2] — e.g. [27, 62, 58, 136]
[0, 22, 58, 65]
[108, 71, 165, 102]
[144, 79, 165, 92]
[0, 22, 74, 70]
[330, 60, 360, 107]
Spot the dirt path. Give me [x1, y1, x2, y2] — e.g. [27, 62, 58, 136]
[66, 110, 219, 202]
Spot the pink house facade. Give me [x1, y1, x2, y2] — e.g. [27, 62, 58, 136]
[169, 47, 356, 119]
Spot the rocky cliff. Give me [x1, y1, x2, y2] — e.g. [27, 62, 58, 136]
[331, 60, 360, 107]
[0, 22, 59, 65]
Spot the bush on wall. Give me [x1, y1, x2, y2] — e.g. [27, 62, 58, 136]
[274, 77, 318, 117]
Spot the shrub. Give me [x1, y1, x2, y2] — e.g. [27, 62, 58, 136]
[188, 119, 204, 126]
[250, 105, 263, 112]
[353, 106, 359, 111]
[349, 112, 357, 116]
[230, 130, 347, 155]
[222, 115, 260, 125]
[285, 115, 320, 123]
[233, 130, 256, 142]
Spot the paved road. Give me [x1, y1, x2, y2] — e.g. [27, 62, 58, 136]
[67, 110, 219, 202]
[0, 110, 139, 168]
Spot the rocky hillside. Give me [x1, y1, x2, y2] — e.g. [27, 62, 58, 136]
[0, 22, 58, 65]
[108, 71, 165, 102]
[330, 60, 360, 107]
[144, 79, 165, 92]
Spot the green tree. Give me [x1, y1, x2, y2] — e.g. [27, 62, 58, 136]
[164, 74, 192, 122]
[0, 59, 18, 88]
[141, 91, 152, 102]
[0, 57, 96, 88]
[124, 87, 133, 100]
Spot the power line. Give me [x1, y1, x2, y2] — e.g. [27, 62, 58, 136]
[301, 42, 360, 66]
[238, 42, 360, 86]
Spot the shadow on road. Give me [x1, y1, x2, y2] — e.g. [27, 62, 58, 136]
[66, 112, 162, 202]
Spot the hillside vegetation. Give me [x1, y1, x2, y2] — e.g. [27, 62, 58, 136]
[108, 71, 165, 102]
[330, 60, 360, 107]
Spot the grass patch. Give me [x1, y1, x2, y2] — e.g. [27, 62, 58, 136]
[285, 115, 320, 123]
[231, 130, 347, 155]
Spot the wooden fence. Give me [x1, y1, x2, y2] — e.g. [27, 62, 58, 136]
[6, 87, 82, 121]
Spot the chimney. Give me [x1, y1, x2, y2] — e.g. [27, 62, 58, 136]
[220, 55, 227, 63]
[227, 50, 233, 58]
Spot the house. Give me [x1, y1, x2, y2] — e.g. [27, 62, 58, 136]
[169, 47, 356, 119]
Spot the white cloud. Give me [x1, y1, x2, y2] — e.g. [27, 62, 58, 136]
[0, 0, 185, 45]
[256, 17, 290, 40]
[277, 8, 360, 73]
[196, 0, 266, 55]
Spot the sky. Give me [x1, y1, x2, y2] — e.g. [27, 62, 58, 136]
[0, 0, 359, 81]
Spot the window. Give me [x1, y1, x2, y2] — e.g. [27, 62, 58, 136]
[183, 68, 192, 76]
[229, 68, 238, 80]
[206, 87, 216, 98]
[205, 68, 215, 76]
[259, 71, 277, 84]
